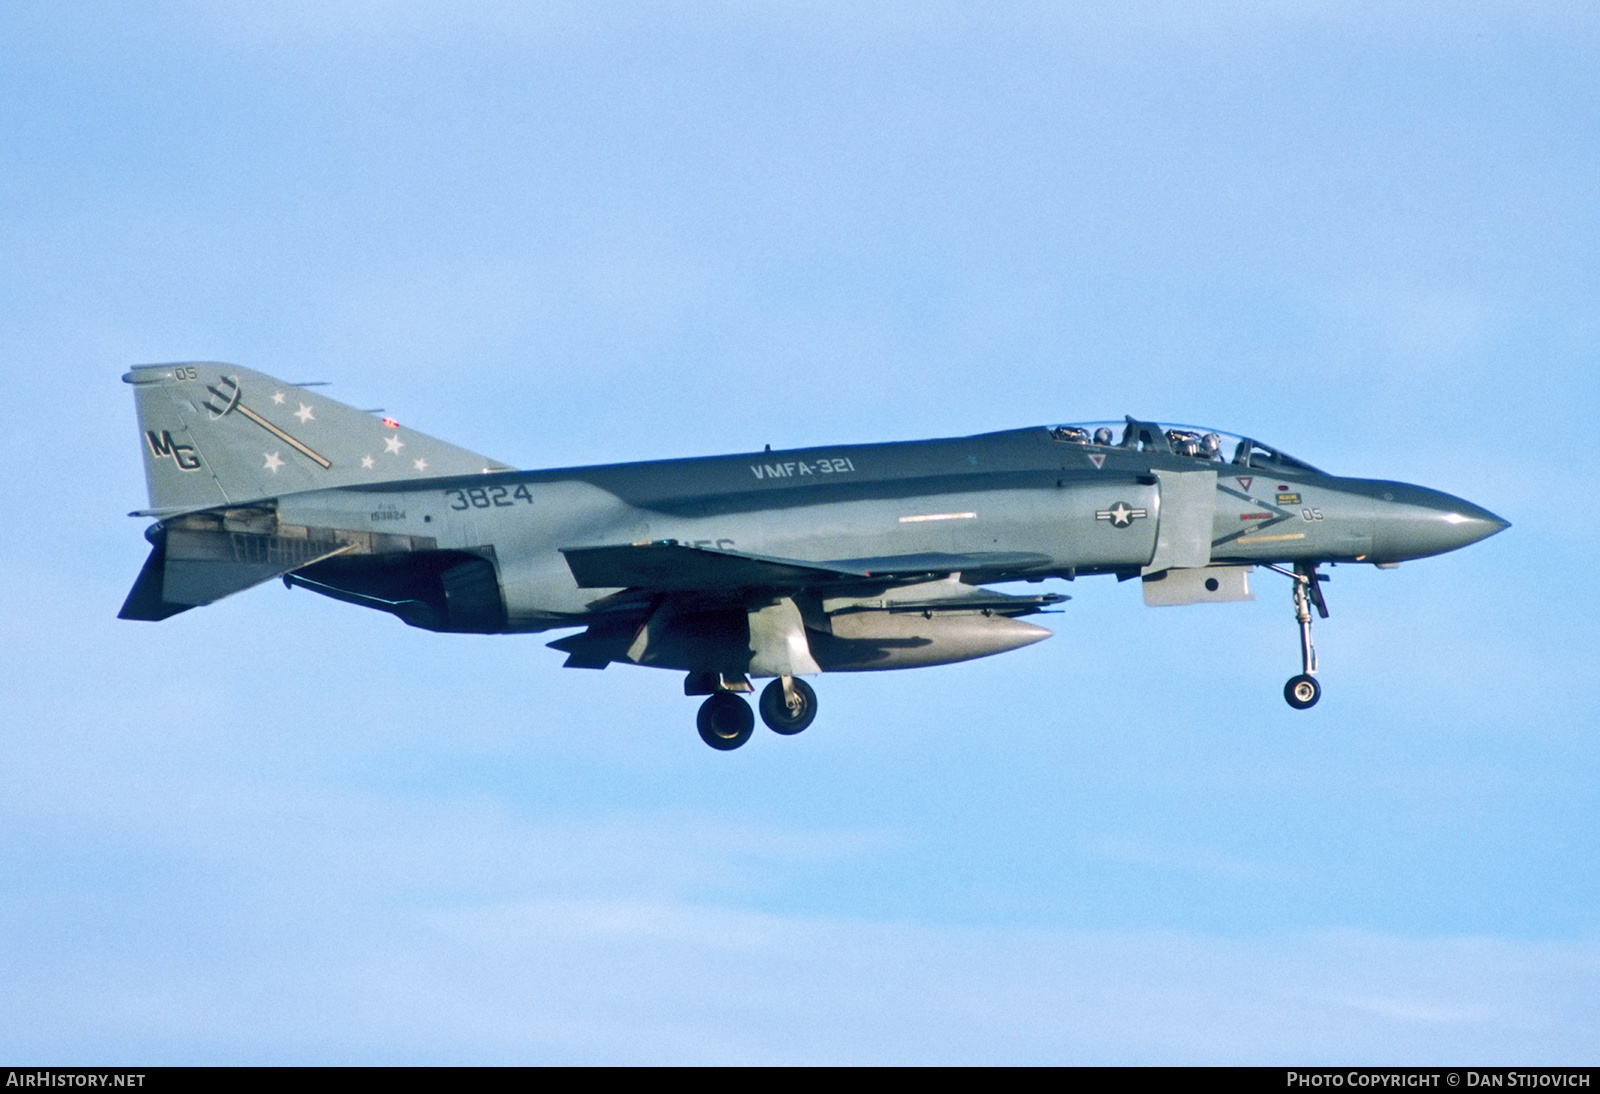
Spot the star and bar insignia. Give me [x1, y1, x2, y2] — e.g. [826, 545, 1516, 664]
[1095, 501, 1148, 527]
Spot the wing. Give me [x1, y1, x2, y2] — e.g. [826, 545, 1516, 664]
[548, 539, 1066, 672]
[559, 541, 868, 592]
[559, 539, 1058, 592]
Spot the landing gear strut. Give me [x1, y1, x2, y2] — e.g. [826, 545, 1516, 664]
[1269, 562, 1327, 710]
[759, 676, 817, 735]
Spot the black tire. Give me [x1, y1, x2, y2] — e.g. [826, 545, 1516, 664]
[1284, 674, 1321, 710]
[759, 678, 818, 735]
[697, 692, 755, 750]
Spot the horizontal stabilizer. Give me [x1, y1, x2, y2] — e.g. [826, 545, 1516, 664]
[118, 523, 356, 621]
[118, 539, 191, 621]
[162, 527, 354, 607]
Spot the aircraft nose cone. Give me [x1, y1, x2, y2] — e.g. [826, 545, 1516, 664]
[1428, 503, 1509, 555]
[1370, 485, 1509, 562]
[1450, 501, 1510, 543]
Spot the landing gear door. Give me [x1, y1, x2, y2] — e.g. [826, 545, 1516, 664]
[1144, 469, 1217, 573]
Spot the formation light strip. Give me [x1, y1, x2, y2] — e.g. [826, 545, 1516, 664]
[898, 512, 977, 523]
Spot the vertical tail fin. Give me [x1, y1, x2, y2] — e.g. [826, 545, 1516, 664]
[126, 362, 513, 513]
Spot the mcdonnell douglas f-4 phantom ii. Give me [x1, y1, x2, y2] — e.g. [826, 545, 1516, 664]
[120, 363, 1508, 749]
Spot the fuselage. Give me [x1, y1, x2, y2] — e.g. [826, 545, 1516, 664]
[276, 421, 1507, 634]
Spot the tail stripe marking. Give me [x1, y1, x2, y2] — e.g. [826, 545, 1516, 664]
[234, 403, 333, 469]
[203, 376, 333, 469]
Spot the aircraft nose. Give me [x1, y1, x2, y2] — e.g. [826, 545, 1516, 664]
[1369, 484, 1509, 562]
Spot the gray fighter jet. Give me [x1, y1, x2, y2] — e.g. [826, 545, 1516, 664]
[120, 363, 1508, 749]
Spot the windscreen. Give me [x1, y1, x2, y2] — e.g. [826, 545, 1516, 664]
[1048, 418, 1323, 474]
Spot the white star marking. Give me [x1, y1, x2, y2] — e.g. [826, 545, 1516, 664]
[263, 452, 285, 473]
[295, 403, 315, 424]
[271, 391, 286, 405]
[1095, 501, 1148, 527]
[361, 455, 375, 469]
[413, 458, 429, 471]
[384, 434, 404, 455]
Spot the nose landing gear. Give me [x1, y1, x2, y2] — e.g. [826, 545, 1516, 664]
[1269, 562, 1328, 709]
[1285, 673, 1321, 709]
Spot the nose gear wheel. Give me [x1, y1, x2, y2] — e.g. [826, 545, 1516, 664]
[1285, 673, 1321, 709]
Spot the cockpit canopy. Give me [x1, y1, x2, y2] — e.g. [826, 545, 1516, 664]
[1048, 416, 1323, 474]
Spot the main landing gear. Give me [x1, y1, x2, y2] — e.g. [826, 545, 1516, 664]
[1268, 562, 1328, 710]
[697, 691, 754, 750]
[687, 673, 819, 750]
[759, 677, 817, 735]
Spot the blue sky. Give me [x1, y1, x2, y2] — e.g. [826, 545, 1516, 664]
[2, 0, 1597, 1063]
